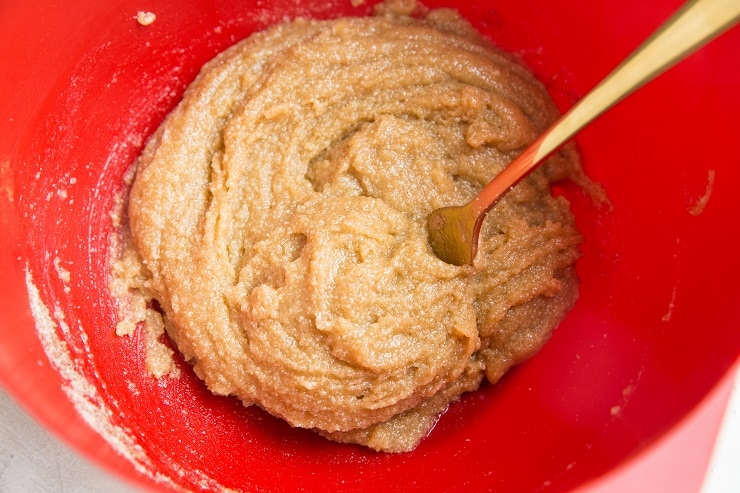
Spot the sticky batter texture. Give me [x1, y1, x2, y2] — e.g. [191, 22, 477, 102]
[122, 1, 590, 452]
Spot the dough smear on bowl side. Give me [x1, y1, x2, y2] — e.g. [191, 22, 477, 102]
[110, 0, 596, 452]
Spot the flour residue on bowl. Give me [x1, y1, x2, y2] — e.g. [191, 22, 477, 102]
[53, 256, 72, 294]
[0, 160, 12, 204]
[689, 169, 715, 216]
[24, 268, 170, 486]
[26, 266, 240, 491]
[661, 285, 678, 322]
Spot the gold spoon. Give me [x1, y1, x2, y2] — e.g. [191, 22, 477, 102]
[427, 0, 740, 266]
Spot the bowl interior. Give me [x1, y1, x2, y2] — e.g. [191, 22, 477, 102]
[1, 0, 739, 492]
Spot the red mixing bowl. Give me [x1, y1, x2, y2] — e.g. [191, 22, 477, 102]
[1, 1, 738, 491]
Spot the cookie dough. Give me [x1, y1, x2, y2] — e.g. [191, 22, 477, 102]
[122, 1, 587, 452]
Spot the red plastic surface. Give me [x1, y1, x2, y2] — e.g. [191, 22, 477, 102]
[1, 1, 738, 492]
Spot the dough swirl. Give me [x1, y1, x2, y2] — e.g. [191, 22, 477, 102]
[127, 5, 584, 452]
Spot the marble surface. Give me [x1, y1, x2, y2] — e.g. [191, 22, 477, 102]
[1, 366, 738, 493]
[0, 389, 135, 493]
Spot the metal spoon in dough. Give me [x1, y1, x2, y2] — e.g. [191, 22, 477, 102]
[427, 0, 740, 266]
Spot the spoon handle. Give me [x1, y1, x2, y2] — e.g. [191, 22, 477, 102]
[470, 0, 740, 216]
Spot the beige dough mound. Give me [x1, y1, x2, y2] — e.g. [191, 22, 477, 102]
[125, 3, 586, 452]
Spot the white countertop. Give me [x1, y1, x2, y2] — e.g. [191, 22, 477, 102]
[1, 366, 738, 493]
[0, 389, 134, 492]
[701, 366, 740, 493]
